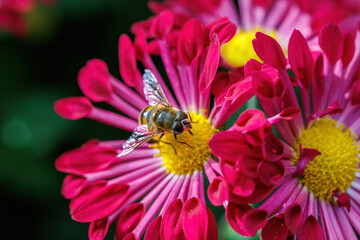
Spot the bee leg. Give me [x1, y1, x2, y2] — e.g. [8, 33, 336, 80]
[174, 134, 192, 148]
[159, 140, 177, 154]
[188, 130, 193, 135]
[188, 114, 198, 124]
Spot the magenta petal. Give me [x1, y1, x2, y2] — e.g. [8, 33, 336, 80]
[208, 17, 237, 44]
[206, 207, 218, 240]
[297, 216, 324, 240]
[257, 160, 285, 186]
[288, 29, 314, 90]
[284, 204, 302, 233]
[161, 199, 186, 240]
[122, 233, 137, 240]
[310, 100, 343, 120]
[55, 145, 117, 175]
[198, 33, 220, 93]
[78, 62, 113, 102]
[71, 183, 129, 222]
[89, 218, 109, 240]
[61, 175, 86, 199]
[182, 197, 208, 240]
[232, 109, 270, 134]
[207, 177, 229, 206]
[262, 133, 284, 161]
[118, 34, 142, 88]
[319, 23, 343, 65]
[244, 59, 262, 77]
[54, 97, 92, 120]
[178, 19, 204, 65]
[70, 181, 107, 211]
[350, 80, 360, 105]
[115, 203, 144, 239]
[241, 209, 267, 235]
[209, 130, 247, 161]
[295, 144, 321, 176]
[252, 71, 276, 99]
[261, 215, 288, 240]
[150, 10, 174, 39]
[225, 202, 256, 236]
[252, 32, 286, 69]
[144, 216, 162, 240]
[231, 172, 256, 197]
[342, 33, 355, 67]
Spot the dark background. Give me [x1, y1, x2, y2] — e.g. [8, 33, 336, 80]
[0, 1, 258, 239]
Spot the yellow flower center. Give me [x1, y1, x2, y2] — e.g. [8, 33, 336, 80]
[294, 118, 360, 201]
[153, 113, 218, 175]
[220, 28, 278, 67]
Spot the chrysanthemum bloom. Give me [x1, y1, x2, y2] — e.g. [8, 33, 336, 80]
[147, 0, 359, 68]
[54, 14, 258, 240]
[209, 23, 360, 239]
[0, 0, 56, 36]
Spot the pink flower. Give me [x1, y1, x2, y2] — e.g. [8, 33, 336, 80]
[209, 23, 360, 239]
[55, 15, 255, 240]
[146, 0, 360, 67]
[0, 0, 56, 36]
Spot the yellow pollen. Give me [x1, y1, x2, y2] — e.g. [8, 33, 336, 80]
[293, 118, 360, 201]
[220, 28, 278, 67]
[153, 113, 218, 175]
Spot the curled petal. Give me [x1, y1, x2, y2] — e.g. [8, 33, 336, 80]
[89, 218, 109, 240]
[55, 145, 117, 175]
[54, 97, 92, 120]
[144, 216, 162, 240]
[252, 71, 276, 99]
[310, 100, 343, 120]
[199, 33, 220, 93]
[208, 17, 237, 44]
[253, 32, 287, 69]
[242, 209, 268, 236]
[178, 19, 204, 65]
[115, 203, 144, 239]
[71, 183, 129, 222]
[182, 197, 208, 240]
[206, 208, 218, 240]
[261, 215, 288, 240]
[297, 216, 324, 240]
[295, 144, 321, 176]
[161, 199, 186, 240]
[244, 59, 262, 77]
[207, 177, 229, 206]
[319, 23, 343, 65]
[150, 11, 174, 39]
[284, 204, 302, 233]
[262, 133, 284, 161]
[342, 33, 355, 67]
[257, 160, 285, 186]
[231, 172, 256, 197]
[288, 29, 314, 90]
[61, 175, 87, 199]
[78, 61, 113, 102]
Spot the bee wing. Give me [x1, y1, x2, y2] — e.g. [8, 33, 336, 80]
[118, 125, 161, 157]
[143, 69, 171, 107]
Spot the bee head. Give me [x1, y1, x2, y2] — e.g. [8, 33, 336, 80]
[173, 111, 192, 135]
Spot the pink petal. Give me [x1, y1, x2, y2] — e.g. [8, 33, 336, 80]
[150, 11, 174, 39]
[229, 182, 273, 204]
[253, 32, 287, 69]
[182, 197, 208, 240]
[342, 33, 355, 67]
[297, 216, 324, 240]
[244, 59, 262, 77]
[238, 156, 261, 179]
[350, 80, 360, 105]
[319, 23, 343, 66]
[252, 71, 276, 99]
[161, 199, 186, 240]
[225, 202, 257, 237]
[257, 160, 285, 186]
[54, 97, 92, 120]
[122, 233, 137, 240]
[284, 204, 302, 233]
[206, 207, 218, 240]
[55, 145, 117, 175]
[295, 144, 321, 176]
[61, 175, 86, 199]
[242, 209, 268, 235]
[208, 17, 237, 44]
[232, 109, 269, 133]
[78, 61, 113, 102]
[207, 177, 229, 206]
[262, 133, 284, 161]
[231, 172, 256, 197]
[261, 215, 288, 240]
[198, 33, 220, 93]
[209, 131, 248, 161]
[177, 19, 204, 65]
[89, 218, 109, 240]
[115, 203, 144, 239]
[288, 29, 314, 90]
[144, 216, 162, 240]
[310, 100, 343, 120]
[118, 34, 142, 88]
[71, 183, 129, 222]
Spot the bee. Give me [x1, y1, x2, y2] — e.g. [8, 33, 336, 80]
[118, 69, 193, 157]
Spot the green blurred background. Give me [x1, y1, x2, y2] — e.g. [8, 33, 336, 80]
[0, 1, 257, 239]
